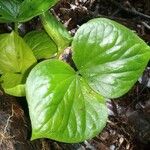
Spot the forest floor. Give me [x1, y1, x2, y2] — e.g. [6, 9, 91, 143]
[0, 0, 150, 150]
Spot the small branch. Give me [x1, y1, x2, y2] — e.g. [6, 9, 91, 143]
[141, 21, 150, 30]
[111, 0, 150, 20]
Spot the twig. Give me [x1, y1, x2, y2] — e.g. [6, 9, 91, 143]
[110, 0, 150, 20]
[111, 8, 121, 17]
[141, 21, 150, 30]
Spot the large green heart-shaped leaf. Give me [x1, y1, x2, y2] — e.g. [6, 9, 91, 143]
[0, 0, 59, 22]
[24, 30, 57, 59]
[72, 18, 150, 98]
[26, 60, 107, 143]
[0, 31, 36, 96]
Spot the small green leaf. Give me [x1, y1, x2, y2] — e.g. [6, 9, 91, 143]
[0, 31, 36, 96]
[0, 0, 21, 22]
[18, 0, 59, 22]
[0, 0, 59, 22]
[72, 18, 150, 98]
[1, 73, 25, 96]
[40, 11, 72, 53]
[0, 31, 36, 73]
[26, 60, 107, 143]
[24, 30, 57, 59]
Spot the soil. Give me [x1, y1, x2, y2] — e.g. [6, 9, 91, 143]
[0, 0, 150, 150]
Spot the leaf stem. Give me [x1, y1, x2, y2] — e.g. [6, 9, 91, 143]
[40, 11, 72, 59]
[56, 48, 64, 59]
[14, 22, 19, 34]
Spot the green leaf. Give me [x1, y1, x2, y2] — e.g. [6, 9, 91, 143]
[72, 18, 150, 98]
[0, 31, 36, 73]
[0, 0, 59, 22]
[26, 60, 107, 143]
[0, 31, 36, 96]
[24, 30, 57, 59]
[0, 70, 3, 75]
[0, 0, 21, 22]
[18, 0, 59, 22]
[1, 73, 25, 96]
[40, 11, 72, 53]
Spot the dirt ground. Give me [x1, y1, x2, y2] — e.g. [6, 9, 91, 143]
[0, 0, 150, 150]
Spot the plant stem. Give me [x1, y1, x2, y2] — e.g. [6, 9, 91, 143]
[40, 11, 72, 59]
[56, 49, 63, 59]
[14, 22, 19, 34]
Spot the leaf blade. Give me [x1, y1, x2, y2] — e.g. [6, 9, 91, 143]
[72, 18, 150, 98]
[0, 0, 21, 22]
[26, 60, 108, 143]
[0, 0, 59, 22]
[0, 31, 36, 96]
[0, 31, 36, 73]
[1, 73, 25, 96]
[24, 30, 57, 59]
[18, 0, 59, 22]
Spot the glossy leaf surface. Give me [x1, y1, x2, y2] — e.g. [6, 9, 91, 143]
[24, 30, 57, 59]
[0, 0, 59, 22]
[26, 60, 107, 143]
[72, 18, 150, 98]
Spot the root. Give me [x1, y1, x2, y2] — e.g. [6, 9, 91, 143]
[0, 104, 15, 145]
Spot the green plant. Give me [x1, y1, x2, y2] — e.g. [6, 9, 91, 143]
[0, 31, 37, 96]
[0, 0, 150, 144]
[0, 0, 59, 22]
[40, 11, 72, 55]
